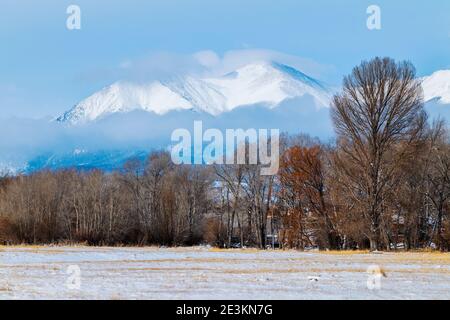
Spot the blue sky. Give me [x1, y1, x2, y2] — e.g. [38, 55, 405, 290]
[1, 0, 449, 118]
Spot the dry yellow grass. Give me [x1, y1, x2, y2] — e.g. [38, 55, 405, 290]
[0, 285, 12, 292]
[1, 244, 449, 258]
[317, 250, 370, 255]
[380, 252, 450, 264]
[112, 265, 450, 275]
[208, 247, 262, 253]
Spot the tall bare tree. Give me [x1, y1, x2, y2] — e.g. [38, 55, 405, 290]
[331, 57, 426, 251]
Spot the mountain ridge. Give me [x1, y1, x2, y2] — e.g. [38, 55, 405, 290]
[57, 61, 333, 124]
[57, 62, 450, 125]
[2, 64, 450, 174]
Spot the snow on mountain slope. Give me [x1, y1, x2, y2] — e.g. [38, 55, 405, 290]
[57, 81, 193, 123]
[57, 61, 332, 124]
[422, 70, 450, 104]
[203, 62, 330, 112]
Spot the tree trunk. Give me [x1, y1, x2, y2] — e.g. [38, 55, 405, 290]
[369, 226, 380, 251]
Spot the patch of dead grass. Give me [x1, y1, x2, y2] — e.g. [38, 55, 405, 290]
[318, 250, 370, 255]
[0, 284, 12, 292]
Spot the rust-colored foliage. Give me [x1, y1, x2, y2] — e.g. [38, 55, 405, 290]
[278, 145, 339, 249]
[280, 145, 324, 201]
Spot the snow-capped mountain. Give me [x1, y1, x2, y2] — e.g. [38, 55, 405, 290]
[57, 62, 332, 124]
[6, 64, 450, 175]
[422, 70, 450, 104]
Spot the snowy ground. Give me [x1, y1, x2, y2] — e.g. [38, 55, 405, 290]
[0, 246, 449, 300]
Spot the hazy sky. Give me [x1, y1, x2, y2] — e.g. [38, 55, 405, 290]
[1, 0, 449, 118]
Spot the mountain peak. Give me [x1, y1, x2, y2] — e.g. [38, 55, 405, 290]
[57, 61, 332, 124]
[422, 69, 450, 104]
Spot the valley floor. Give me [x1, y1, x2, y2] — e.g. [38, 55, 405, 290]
[0, 246, 449, 300]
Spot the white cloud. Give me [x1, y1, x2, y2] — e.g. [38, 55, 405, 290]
[193, 50, 221, 68]
[88, 49, 336, 84]
[206, 49, 335, 80]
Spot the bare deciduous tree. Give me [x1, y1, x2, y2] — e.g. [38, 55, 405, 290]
[331, 57, 426, 251]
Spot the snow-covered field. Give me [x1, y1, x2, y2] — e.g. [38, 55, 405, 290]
[0, 246, 449, 300]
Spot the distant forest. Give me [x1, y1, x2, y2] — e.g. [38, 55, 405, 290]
[1, 57, 449, 251]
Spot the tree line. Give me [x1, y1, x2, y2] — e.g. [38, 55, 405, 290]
[0, 57, 449, 251]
